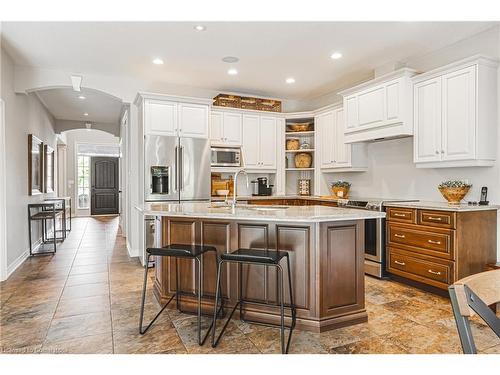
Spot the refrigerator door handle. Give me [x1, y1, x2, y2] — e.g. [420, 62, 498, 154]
[174, 145, 179, 193]
[179, 146, 184, 191]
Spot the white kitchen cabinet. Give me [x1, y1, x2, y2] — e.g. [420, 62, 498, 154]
[339, 68, 416, 143]
[142, 97, 209, 138]
[259, 116, 277, 168]
[210, 111, 223, 143]
[242, 114, 277, 170]
[413, 56, 498, 168]
[316, 108, 366, 171]
[210, 111, 242, 146]
[414, 77, 442, 163]
[144, 100, 177, 136]
[178, 103, 209, 138]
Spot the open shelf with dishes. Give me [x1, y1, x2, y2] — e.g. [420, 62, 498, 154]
[284, 117, 316, 195]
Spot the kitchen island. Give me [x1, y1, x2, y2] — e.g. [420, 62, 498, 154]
[137, 202, 385, 332]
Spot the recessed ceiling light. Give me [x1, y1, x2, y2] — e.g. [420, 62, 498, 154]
[78, 95, 86, 100]
[227, 68, 238, 76]
[330, 52, 343, 60]
[152, 58, 164, 65]
[194, 25, 206, 32]
[83, 112, 89, 116]
[286, 77, 296, 84]
[70, 75, 82, 92]
[222, 56, 239, 63]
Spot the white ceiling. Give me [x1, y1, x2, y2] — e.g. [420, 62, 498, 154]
[35, 87, 123, 123]
[2, 22, 497, 100]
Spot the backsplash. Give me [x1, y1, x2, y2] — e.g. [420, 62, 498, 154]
[322, 137, 500, 204]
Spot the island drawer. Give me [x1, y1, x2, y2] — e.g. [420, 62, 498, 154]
[387, 248, 453, 288]
[387, 223, 454, 259]
[417, 210, 456, 229]
[386, 207, 416, 224]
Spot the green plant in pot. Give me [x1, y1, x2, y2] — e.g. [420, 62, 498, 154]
[438, 180, 472, 204]
[331, 180, 351, 198]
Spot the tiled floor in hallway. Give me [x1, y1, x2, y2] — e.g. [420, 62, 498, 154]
[1, 216, 499, 354]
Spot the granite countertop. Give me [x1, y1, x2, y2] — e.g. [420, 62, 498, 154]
[136, 202, 385, 223]
[211, 195, 342, 202]
[383, 200, 500, 212]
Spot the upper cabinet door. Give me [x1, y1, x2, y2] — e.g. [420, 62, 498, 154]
[222, 112, 242, 145]
[210, 111, 224, 144]
[178, 103, 209, 138]
[242, 115, 260, 168]
[145, 100, 178, 136]
[357, 86, 385, 128]
[318, 111, 334, 168]
[345, 97, 358, 130]
[259, 116, 277, 168]
[333, 109, 351, 167]
[414, 77, 442, 163]
[441, 66, 476, 161]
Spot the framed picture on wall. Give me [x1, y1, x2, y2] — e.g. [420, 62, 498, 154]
[28, 134, 43, 195]
[44, 145, 55, 193]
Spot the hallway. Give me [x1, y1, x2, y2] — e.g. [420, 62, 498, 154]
[1, 217, 499, 354]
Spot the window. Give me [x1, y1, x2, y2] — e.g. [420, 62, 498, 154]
[77, 155, 90, 209]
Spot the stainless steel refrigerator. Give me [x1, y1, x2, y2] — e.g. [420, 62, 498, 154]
[144, 135, 210, 202]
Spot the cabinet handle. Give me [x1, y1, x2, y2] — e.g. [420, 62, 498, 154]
[427, 216, 442, 221]
[394, 234, 405, 239]
[394, 260, 406, 266]
[435, 150, 439, 155]
[427, 239, 441, 245]
[393, 213, 407, 217]
[441, 150, 444, 154]
[428, 269, 442, 275]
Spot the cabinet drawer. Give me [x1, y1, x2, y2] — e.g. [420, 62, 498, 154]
[418, 210, 456, 229]
[387, 248, 453, 288]
[386, 207, 416, 224]
[387, 223, 454, 259]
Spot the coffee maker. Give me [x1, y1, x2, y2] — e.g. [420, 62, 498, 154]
[251, 177, 273, 196]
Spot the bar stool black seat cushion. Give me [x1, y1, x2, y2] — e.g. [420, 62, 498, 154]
[221, 248, 288, 264]
[147, 244, 216, 258]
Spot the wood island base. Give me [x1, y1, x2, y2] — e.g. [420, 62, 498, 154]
[153, 216, 367, 332]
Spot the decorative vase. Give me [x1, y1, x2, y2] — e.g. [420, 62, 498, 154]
[438, 186, 470, 204]
[294, 152, 312, 168]
[286, 138, 300, 150]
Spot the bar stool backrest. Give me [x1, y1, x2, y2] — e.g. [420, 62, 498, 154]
[449, 269, 500, 354]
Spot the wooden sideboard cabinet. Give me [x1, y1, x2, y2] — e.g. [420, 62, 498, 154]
[385, 207, 497, 290]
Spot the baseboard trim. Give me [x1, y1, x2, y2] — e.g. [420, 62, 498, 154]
[6, 249, 29, 279]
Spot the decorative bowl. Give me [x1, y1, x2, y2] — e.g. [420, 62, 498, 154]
[331, 186, 350, 198]
[438, 186, 470, 204]
[294, 152, 312, 168]
[288, 123, 311, 132]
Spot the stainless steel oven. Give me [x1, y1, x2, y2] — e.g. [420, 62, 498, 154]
[364, 217, 385, 278]
[211, 147, 241, 167]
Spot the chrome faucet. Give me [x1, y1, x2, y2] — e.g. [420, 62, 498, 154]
[231, 169, 249, 209]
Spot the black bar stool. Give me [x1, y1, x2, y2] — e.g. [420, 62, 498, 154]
[139, 244, 223, 346]
[211, 248, 296, 354]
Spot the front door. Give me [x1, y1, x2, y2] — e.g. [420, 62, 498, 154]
[91, 157, 119, 215]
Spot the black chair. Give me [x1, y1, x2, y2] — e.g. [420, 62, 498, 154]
[139, 244, 223, 346]
[211, 248, 296, 354]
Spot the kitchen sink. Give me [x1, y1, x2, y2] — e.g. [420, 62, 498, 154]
[242, 205, 289, 211]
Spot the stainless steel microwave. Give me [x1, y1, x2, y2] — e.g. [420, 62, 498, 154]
[211, 147, 241, 167]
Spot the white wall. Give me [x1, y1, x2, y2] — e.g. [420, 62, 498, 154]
[1, 47, 58, 275]
[62, 128, 120, 216]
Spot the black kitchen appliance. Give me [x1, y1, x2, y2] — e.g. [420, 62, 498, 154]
[251, 177, 273, 196]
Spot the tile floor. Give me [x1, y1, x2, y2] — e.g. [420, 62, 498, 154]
[1, 216, 499, 354]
